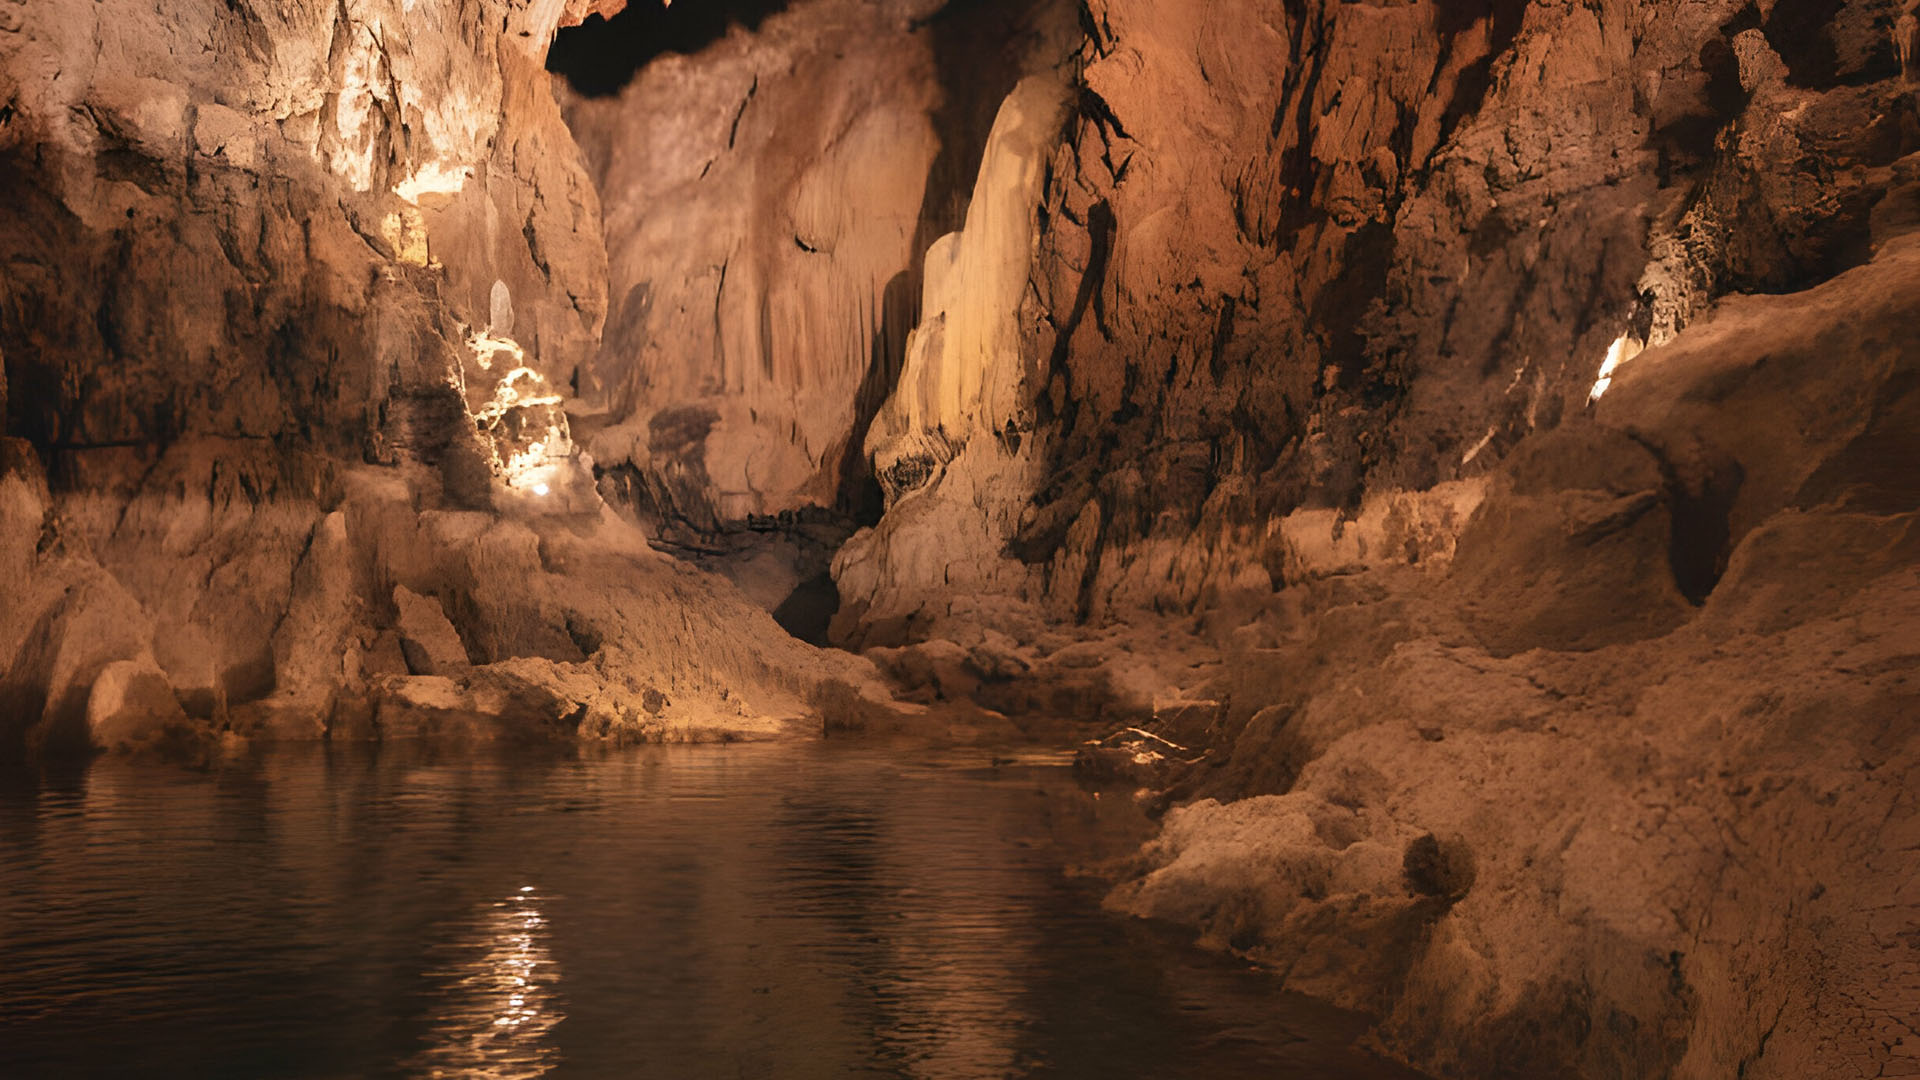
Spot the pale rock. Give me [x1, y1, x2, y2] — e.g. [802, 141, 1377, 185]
[191, 103, 260, 171]
[867, 75, 1073, 468]
[562, 0, 1079, 528]
[1109, 793, 1462, 1012]
[392, 584, 472, 676]
[564, 0, 946, 521]
[1277, 480, 1487, 585]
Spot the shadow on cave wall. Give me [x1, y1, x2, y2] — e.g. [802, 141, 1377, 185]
[546, 0, 795, 97]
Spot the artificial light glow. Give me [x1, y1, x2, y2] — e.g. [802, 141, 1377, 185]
[1587, 332, 1642, 403]
[480, 368, 565, 418]
[466, 330, 527, 372]
[460, 330, 575, 492]
[392, 160, 473, 205]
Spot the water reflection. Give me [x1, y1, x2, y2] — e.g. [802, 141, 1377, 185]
[0, 744, 1429, 1079]
[404, 886, 563, 1079]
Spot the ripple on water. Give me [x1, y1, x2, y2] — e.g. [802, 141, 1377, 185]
[0, 743, 1429, 1079]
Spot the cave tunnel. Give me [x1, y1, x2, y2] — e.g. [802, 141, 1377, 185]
[1, 0, 1917, 1076]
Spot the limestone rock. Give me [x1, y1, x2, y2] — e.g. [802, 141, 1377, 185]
[1109, 794, 1457, 1013]
[830, 75, 1073, 634]
[866, 74, 1073, 489]
[84, 659, 187, 750]
[1122, 238, 1920, 1080]
[392, 585, 472, 676]
[1448, 426, 1695, 655]
[1, 0, 1916, 1075]
[563, 0, 1078, 533]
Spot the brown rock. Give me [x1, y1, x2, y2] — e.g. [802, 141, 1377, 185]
[84, 659, 187, 750]
[392, 585, 472, 676]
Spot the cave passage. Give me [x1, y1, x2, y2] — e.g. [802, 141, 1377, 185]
[3, 0, 1917, 1073]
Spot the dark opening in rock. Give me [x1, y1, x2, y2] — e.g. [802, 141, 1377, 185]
[547, 0, 793, 97]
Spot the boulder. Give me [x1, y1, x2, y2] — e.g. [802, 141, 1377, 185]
[85, 659, 187, 750]
[393, 585, 473, 676]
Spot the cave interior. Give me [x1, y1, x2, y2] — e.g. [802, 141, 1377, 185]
[1, 0, 1918, 1075]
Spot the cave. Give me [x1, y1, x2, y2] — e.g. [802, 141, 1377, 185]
[1, 0, 1917, 1076]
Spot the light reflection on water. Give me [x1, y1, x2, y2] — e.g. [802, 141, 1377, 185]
[0, 742, 1428, 1079]
[404, 886, 562, 1080]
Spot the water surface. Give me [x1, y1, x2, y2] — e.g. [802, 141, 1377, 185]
[0, 741, 1425, 1078]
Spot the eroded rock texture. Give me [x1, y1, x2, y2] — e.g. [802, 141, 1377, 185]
[1110, 240, 1920, 1080]
[528, 0, 1084, 646]
[555, 0, 1077, 608]
[2, 0, 1918, 1074]
[845, 0, 1916, 626]
[825, 0, 1920, 1076]
[0, 0, 889, 754]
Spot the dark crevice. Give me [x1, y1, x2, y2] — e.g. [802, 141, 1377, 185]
[1430, 0, 1529, 153]
[772, 572, 841, 645]
[1310, 221, 1396, 389]
[727, 76, 758, 148]
[1006, 196, 1113, 563]
[1760, 0, 1899, 88]
[835, 271, 916, 525]
[545, 0, 793, 97]
[1668, 462, 1744, 605]
[1629, 433, 1745, 605]
[1760, 0, 1848, 87]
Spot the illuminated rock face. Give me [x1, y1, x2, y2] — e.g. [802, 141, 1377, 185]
[0, 0, 607, 461]
[866, 74, 1072, 476]
[563, 0, 940, 527]
[831, 73, 1071, 641]
[0, 0, 893, 752]
[823, 2, 1920, 1076]
[1, 0, 1918, 1075]
[559, 0, 1079, 535]
[836, 0, 1919, 631]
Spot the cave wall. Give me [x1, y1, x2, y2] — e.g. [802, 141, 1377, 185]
[558, 0, 1079, 537]
[823, 2, 1920, 1076]
[836, 0, 1918, 634]
[0, 0, 607, 459]
[0, 0, 1916, 1074]
[0, 0, 889, 754]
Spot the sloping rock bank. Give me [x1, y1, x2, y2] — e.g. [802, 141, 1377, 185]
[0, 439, 885, 754]
[1108, 239, 1920, 1078]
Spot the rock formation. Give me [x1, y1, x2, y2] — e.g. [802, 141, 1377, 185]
[826, 0, 1920, 1074]
[3, 0, 1917, 1075]
[550, 0, 1078, 633]
[0, 0, 890, 755]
